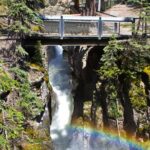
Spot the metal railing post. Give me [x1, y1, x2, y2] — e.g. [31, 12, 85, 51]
[98, 17, 102, 39]
[114, 22, 118, 34]
[60, 16, 64, 39]
[118, 22, 120, 35]
[132, 18, 136, 36]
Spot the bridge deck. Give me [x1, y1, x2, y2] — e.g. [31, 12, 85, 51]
[25, 35, 132, 46]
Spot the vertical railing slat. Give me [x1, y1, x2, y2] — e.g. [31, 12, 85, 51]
[118, 22, 121, 35]
[114, 22, 118, 34]
[132, 18, 136, 36]
[60, 16, 64, 39]
[98, 17, 102, 39]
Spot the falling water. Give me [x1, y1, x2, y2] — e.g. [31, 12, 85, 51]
[48, 46, 74, 150]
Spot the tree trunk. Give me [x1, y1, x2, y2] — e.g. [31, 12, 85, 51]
[118, 75, 136, 136]
[141, 72, 150, 121]
[116, 99, 120, 137]
[72, 80, 84, 118]
[86, 0, 96, 16]
[99, 81, 109, 127]
[91, 89, 97, 125]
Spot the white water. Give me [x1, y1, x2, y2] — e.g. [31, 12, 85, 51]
[48, 46, 137, 150]
[48, 46, 74, 150]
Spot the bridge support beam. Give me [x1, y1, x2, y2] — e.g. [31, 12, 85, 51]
[23, 36, 131, 46]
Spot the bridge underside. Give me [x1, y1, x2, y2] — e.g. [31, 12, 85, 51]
[24, 35, 131, 46]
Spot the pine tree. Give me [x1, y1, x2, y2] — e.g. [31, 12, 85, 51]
[97, 0, 150, 136]
[8, 0, 44, 38]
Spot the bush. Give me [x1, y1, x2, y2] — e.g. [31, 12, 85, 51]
[0, 67, 18, 93]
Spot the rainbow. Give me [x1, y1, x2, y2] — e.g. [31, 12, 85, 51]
[66, 123, 150, 150]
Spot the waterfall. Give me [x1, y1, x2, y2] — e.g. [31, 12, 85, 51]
[48, 46, 74, 150]
[48, 46, 139, 150]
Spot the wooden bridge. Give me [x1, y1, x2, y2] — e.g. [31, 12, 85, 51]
[26, 15, 138, 45]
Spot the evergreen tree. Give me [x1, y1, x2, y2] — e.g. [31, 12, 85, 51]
[97, 1, 150, 137]
[8, 0, 44, 37]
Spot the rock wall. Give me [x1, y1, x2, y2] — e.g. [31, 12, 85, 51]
[67, 46, 104, 118]
[0, 40, 53, 149]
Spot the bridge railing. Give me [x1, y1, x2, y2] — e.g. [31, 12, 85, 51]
[0, 15, 138, 39]
[43, 16, 136, 39]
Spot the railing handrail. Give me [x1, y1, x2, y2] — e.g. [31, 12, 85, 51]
[42, 15, 138, 22]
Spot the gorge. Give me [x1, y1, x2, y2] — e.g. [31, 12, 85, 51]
[0, 0, 150, 149]
[47, 45, 145, 150]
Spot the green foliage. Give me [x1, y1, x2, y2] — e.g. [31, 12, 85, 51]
[10, 67, 43, 119]
[120, 40, 150, 78]
[10, 67, 28, 83]
[98, 37, 123, 80]
[127, 0, 142, 6]
[4, 107, 24, 139]
[0, 67, 18, 93]
[97, 35, 150, 121]
[108, 101, 121, 118]
[0, 65, 44, 148]
[0, 135, 8, 150]
[30, 41, 43, 66]
[8, 0, 43, 37]
[98, 37, 150, 81]
[26, 41, 43, 66]
[1, 66, 43, 119]
[16, 45, 28, 56]
[129, 81, 147, 111]
[10, 21, 31, 37]
[0, 135, 7, 150]
[106, 82, 122, 119]
[20, 89, 43, 119]
[0, 105, 24, 149]
[9, 2, 41, 23]
[127, 0, 150, 6]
